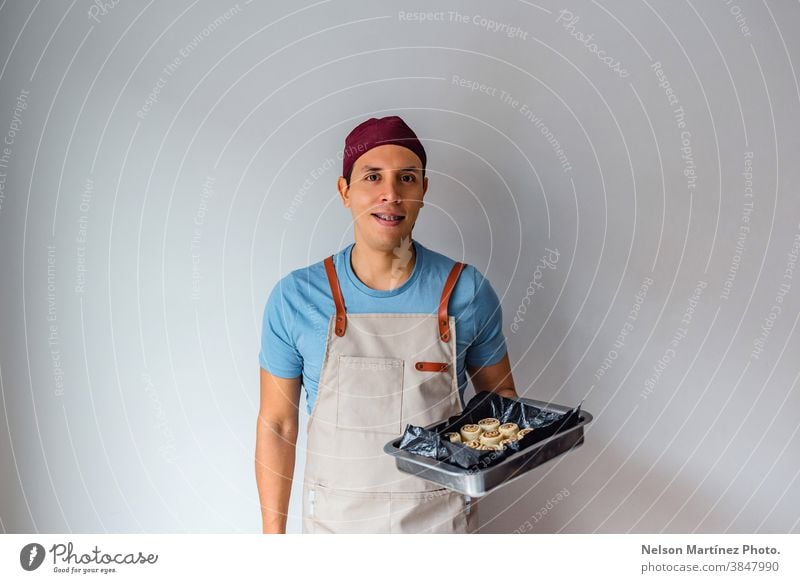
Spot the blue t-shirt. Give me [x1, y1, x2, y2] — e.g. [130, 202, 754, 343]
[259, 239, 508, 414]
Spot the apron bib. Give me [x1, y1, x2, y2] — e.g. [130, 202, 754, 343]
[301, 255, 474, 533]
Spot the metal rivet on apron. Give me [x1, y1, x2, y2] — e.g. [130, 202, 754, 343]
[442, 333, 449, 341]
[336, 316, 343, 321]
[440, 319, 447, 326]
[415, 363, 423, 370]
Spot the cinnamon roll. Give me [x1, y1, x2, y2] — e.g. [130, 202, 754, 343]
[478, 417, 500, 433]
[479, 430, 502, 445]
[517, 427, 533, 438]
[459, 424, 482, 442]
[498, 422, 519, 438]
[479, 443, 503, 451]
[443, 432, 461, 443]
[464, 439, 482, 449]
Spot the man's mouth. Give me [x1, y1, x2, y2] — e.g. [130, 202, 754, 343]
[371, 212, 405, 227]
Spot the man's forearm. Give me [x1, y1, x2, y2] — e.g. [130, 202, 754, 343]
[255, 421, 297, 534]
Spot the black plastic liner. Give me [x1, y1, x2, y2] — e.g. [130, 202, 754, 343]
[397, 392, 582, 470]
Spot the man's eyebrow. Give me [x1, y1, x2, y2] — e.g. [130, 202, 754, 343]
[358, 165, 422, 173]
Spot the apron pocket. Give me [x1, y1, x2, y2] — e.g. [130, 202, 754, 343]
[306, 483, 392, 534]
[390, 488, 469, 534]
[337, 355, 404, 435]
[307, 484, 468, 534]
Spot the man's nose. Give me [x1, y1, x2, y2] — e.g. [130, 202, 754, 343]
[380, 177, 401, 202]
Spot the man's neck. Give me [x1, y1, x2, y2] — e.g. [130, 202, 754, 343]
[350, 236, 416, 291]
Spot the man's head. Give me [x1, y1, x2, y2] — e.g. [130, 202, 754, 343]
[337, 116, 428, 252]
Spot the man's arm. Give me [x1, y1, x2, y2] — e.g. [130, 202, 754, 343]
[255, 367, 301, 534]
[467, 352, 518, 399]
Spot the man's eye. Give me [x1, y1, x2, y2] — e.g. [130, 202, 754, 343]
[365, 174, 378, 181]
[401, 175, 415, 182]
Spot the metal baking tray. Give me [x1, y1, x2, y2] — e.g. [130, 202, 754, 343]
[383, 397, 593, 497]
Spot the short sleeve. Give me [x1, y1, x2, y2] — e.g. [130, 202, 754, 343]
[465, 267, 508, 368]
[259, 276, 303, 378]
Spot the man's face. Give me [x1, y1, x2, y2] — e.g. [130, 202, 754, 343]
[337, 144, 427, 252]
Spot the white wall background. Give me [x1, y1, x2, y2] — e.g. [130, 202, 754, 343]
[0, 0, 798, 533]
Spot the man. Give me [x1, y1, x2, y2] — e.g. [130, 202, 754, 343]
[256, 115, 517, 534]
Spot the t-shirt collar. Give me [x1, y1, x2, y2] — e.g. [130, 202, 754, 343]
[342, 239, 423, 298]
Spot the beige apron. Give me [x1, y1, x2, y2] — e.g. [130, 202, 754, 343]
[301, 254, 474, 534]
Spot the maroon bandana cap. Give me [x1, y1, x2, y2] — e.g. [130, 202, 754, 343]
[342, 115, 427, 182]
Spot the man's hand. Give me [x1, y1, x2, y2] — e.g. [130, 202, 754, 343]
[467, 352, 518, 399]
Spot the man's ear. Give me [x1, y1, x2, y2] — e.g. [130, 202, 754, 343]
[337, 176, 350, 208]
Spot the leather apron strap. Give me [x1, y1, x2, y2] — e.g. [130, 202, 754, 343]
[438, 261, 465, 342]
[323, 255, 347, 336]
